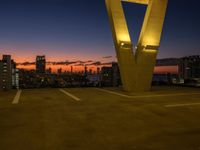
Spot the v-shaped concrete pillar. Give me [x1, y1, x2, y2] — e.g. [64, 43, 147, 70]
[105, 0, 168, 92]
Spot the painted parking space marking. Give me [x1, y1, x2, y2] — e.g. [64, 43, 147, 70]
[12, 90, 22, 104]
[165, 102, 200, 108]
[96, 88, 132, 98]
[59, 89, 81, 101]
[132, 93, 200, 98]
[97, 88, 200, 99]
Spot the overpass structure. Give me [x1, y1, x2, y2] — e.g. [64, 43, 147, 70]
[105, 0, 168, 92]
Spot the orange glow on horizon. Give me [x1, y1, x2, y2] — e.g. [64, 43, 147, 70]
[154, 66, 179, 74]
[17, 64, 179, 74]
[17, 64, 110, 73]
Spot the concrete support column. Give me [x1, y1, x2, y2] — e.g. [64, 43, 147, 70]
[106, 0, 168, 92]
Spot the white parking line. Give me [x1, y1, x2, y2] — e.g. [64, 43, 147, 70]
[59, 89, 81, 101]
[132, 93, 200, 98]
[165, 103, 200, 107]
[12, 90, 22, 104]
[165, 103, 200, 108]
[96, 88, 132, 98]
[96, 88, 200, 99]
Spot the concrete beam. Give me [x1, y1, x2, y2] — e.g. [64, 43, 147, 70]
[122, 0, 149, 5]
[105, 0, 168, 92]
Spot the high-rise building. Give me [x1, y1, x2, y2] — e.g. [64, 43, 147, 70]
[36, 55, 46, 74]
[112, 62, 121, 87]
[11, 60, 19, 89]
[179, 55, 200, 79]
[100, 63, 121, 87]
[0, 60, 3, 89]
[101, 66, 113, 87]
[0, 55, 12, 90]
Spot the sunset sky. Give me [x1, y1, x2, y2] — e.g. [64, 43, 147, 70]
[0, 0, 199, 72]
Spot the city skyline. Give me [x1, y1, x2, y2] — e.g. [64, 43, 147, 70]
[0, 52, 197, 73]
[0, 0, 199, 64]
[0, 54, 179, 74]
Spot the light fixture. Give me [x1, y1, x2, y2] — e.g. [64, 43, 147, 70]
[119, 41, 133, 50]
[145, 45, 159, 50]
[143, 45, 159, 53]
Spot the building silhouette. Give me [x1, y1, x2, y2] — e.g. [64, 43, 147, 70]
[36, 56, 46, 74]
[0, 55, 12, 90]
[11, 60, 19, 89]
[57, 68, 62, 75]
[101, 66, 113, 87]
[179, 55, 200, 79]
[112, 62, 121, 87]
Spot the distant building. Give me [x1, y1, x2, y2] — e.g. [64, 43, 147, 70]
[36, 55, 46, 74]
[179, 55, 200, 79]
[57, 68, 62, 75]
[89, 69, 92, 75]
[0, 60, 3, 89]
[97, 67, 100, 74]
[101, 66, 113, 87]
[156, 58, 180, 66]
[46, 67, 52, 74]
[84, 66, 88, 75]
[154, 58, 180, 84]
[155, 58, 179, 74]
[0, 55, 12, 90]
[87, 74, 101, 86]
[153, 56, 200, 84]
[71, 66, 73, 74]
[112, 62, 121, 87]
[11, 60, 19, 89]
[152, 73, 179, 85]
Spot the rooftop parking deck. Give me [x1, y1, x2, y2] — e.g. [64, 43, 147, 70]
[0, 86, 200, 150]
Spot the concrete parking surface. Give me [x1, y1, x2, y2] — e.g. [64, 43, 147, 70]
[0, 86, 200, 150]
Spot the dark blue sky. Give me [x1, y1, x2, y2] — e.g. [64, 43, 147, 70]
[0, 0, 199, 62]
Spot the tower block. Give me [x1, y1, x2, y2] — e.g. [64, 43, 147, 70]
[105, 0, 168, 92]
